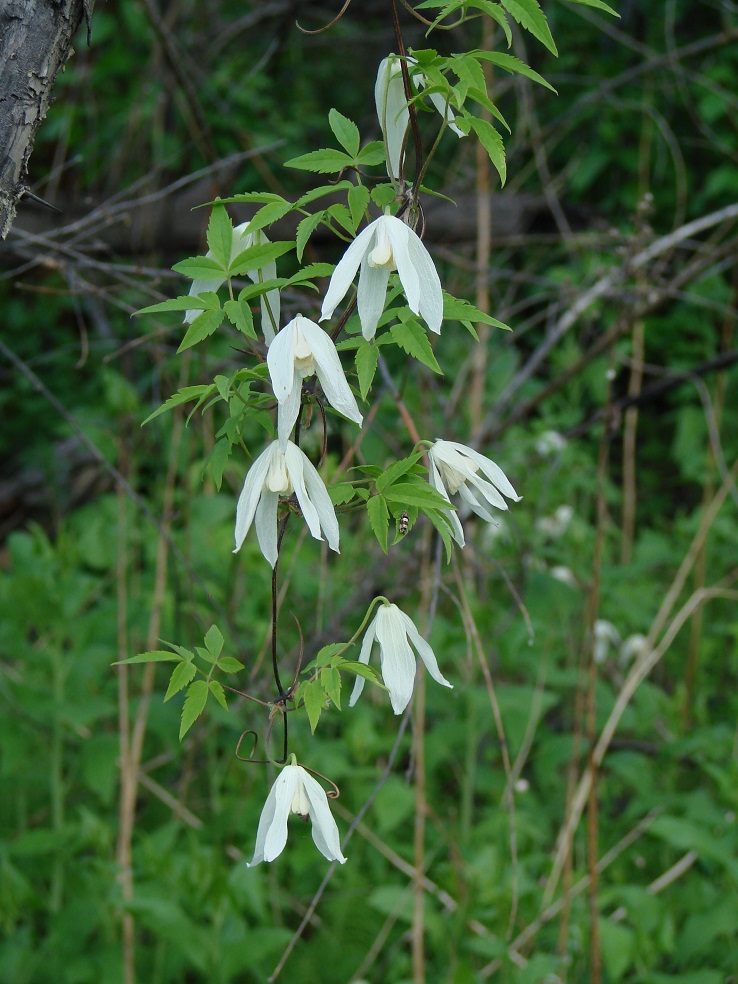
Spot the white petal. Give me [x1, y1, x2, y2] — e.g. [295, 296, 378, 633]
[375, 604, 416, 714]
[383, 217, 419, 314]
[282, 443, 322, 542]
[398, 610, 452, 690]
[428, 458, 465, 547]
[267, 320, 298, 401]
[185, 276, 225, 324]
[299, 768, 347, 863]
[234, 443, 277, 552]
[349, 615, 377, 707]
[301, 319, 363, 426]
[457, 478, 498, 523]
[248, 766, 298, 866]
[299, 450, 340, 553]
[254, 490, 279, 567]
[376, 55, 409, 180]
[405, 230, 443, 334]
[441, 441, 520, 501]
[427, 90, 466, 138]
[276, 380, 302, 449]
[357, 256, 391, 341]
[320, 223, 377, 322]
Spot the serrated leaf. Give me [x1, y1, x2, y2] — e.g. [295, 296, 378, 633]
[136, 295, 212, 316]
[471, 50, 556, 92]
[355, 341, 379, 399]
[164, 661, 197, 702]
[204, 437, 231, 491]
[224, 299, 256, 338]
[443, 292, 511, 331]
[285, 262, 335, 285]
[179, 680, 209, 740]
[212, 192, 286, 206]
[326, 203, 354, 236]
[177, 309, 223, 353]
[329, 108, 360, 157]
[338, 660, 383, 684]
[208, 680, 228, 711]
[390, 321, 443, 374]
[565, 0, 619, 14]
[466, 116, 506, 185]
[228, 241, 293, 276]
[500, 0, 558, 54]
[296, 211, 325, 262]
[204, 625, 224, 659]
[375, 452, 424, 493]
[303, 680, 324, 734]
[463, 1, 513, 45]
[216, 656, 245, 674]
[245, 201, 294, 234]
[425, 508, 455, 562]
[383, 481, 454, 511]
[355, 141, 386, 167]
[295, 180, 353, 208]
[206, 203, 234, 268]
[348, 184, 370, 230]
[371, 184, 397, 208]
[172, 256, 226, 280]
[142, 385, 214, 425]
[113, 650, 183, 665]
[321, 666, 341, 709]
[367, 495, 389, 553]
[329, 482, 358, 505]
[285, 149, 355, 174]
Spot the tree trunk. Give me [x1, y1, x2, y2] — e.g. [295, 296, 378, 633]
[0, 0, 93, 239]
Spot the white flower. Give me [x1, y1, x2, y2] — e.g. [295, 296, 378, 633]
[185, 221, 280, 343]
[535, 505, 574, 539]
[234, 440, 339, 566]
[535, 430, 567, 457]
[247, 762, 346, 866]
[594, 620, 621, 664]
[267, 314, 363, 447]
[349, 602, 452, 715]
[376, 54, 465, 181]
[320, 213, 443, 340]
[428, 439, 521, 547]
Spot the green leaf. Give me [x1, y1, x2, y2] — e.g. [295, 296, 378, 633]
[328, 482, 358, 505]
[564, 0, 619, 14]
[204, 625, 224, 659]
[164, 661, 197, 702]
[141, 384, 214, 425]
[113, 650, 183, 665]
[425, 507, 455, 561]
[443, 291, 511, 332]
[303, 680, 324, 733]
[206, 203, 233, 268]
[375, 452, 424, 493]
[371, 184, 397, 208]
[245, 200, 294, 234]
[390, 320, 443, 375]
[216, 656, 245, 674]
[321, 666, 341, 709]
[383, 481, 454, 511]
[224, 299, 256, 338]
[355, 340, 379, 400]
[285, 149, 355, 174]
[326, 203, 354, 236]
[136, 295, 210, 316]
[367, 495, 389, 553]
[338, 660, 383, 684]
[172, 256, 226, 280]
[179, 680, 209, 740]
[465, 116, 506, 185]
[177, 309, 223, 353]
[470, 50, 556, 92]
[296, 211, 325, 262]
[204, 437, 231, 491]
[295, 180, 353, 208]
[464, 1, 513, 45]
[355, 141, 386, 167]
[500, 0, 558, 55]
[228, 241, 294, 276]
[285, 262, 335, 285]
[208, 680, 228, 711]
[329, 108, 360, 157]
[348, 184, 370, 231]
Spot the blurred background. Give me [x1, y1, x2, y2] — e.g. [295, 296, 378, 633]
[2, 1, 738, 981]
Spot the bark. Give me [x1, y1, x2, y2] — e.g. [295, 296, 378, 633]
[0, 0, 93, 239]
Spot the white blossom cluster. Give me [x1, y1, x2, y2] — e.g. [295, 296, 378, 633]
[187, 57, 522, 866]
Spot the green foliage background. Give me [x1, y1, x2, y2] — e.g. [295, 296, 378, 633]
[2, 1, 738, 982]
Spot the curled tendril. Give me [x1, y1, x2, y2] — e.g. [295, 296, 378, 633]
[235, 730, 260, 762]
[301, 763, 341, 800]
[296, 0, 353, 35]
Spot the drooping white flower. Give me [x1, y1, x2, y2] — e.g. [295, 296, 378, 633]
[320, 213, 443, 340]
[267, 314, 363, 447]
[349, 602, 452, 715]
[234, 440, 339, 567]
[185, 221, 280, 343]
[428, 439, 521, 547]
[375, 54, 465, 181]
[247, 761, 346, 866]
